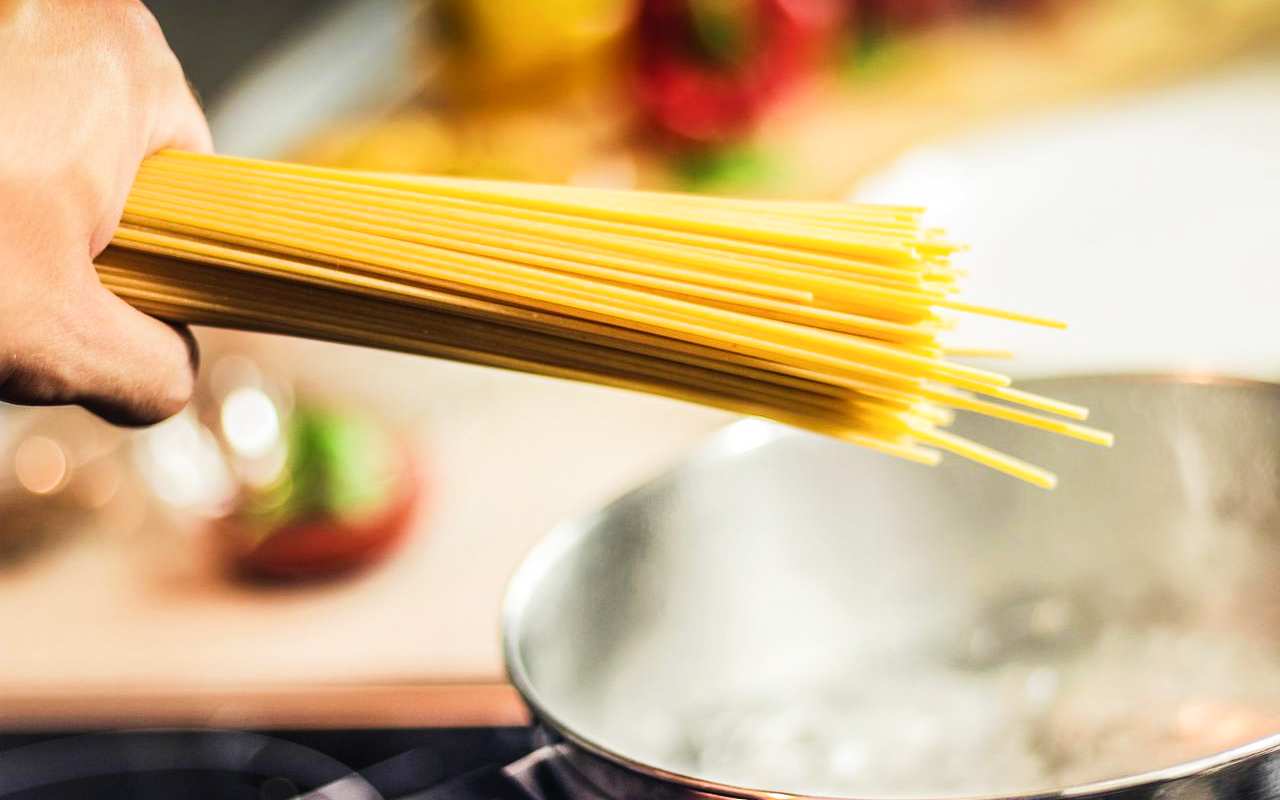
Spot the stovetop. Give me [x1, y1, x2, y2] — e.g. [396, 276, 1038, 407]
[0, 727, 543, 800]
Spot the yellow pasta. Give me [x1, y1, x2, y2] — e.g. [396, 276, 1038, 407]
[97, 150, 1112, 488]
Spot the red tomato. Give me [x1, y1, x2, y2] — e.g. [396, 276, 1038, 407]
[220, 453, 424, 582]
[633, 0, 846, 143]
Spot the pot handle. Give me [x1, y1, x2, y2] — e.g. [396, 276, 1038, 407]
[299, 745, 575, 800]
[409, 746, 563, 800]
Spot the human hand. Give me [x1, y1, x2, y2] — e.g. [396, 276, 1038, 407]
[0, 0, 212, 425]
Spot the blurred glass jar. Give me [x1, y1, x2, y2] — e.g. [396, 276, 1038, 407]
[0, 405, 139, 565]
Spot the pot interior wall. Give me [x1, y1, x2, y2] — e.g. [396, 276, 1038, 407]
[509, 377, 1280, 797]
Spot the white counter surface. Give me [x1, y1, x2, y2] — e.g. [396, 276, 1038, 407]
[856, 55, 1280, 381]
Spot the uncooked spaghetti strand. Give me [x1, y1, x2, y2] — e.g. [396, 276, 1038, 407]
[103, 270, 940, 464]
[126, 176, 818, 304]
[121, 197, 1008, 391]
[152, 151, 922, 261]
[129, 171, 951, 311]
[96, 247, 900, 402]
[102, 151, 1111, 486]
[919, 387, 1113, 446]
[107, 229, 948, 395]
[139, 156, 937, 281]
[142, 171, 1027, 331]
[98, 257, 874, 415]
[121, 193, 941, 346]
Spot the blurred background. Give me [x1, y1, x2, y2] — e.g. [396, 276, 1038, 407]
[0, 0, 1278, 730]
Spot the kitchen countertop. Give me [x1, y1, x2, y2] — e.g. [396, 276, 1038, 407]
[0, 339, 729, 727]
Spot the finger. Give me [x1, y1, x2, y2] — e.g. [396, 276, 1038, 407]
[74, 65, 206, 425]
[92, 77, 213, 256]
[148, 65, 213, 156]
[65, 282, 199, 426]
[156, 78, 214, 155]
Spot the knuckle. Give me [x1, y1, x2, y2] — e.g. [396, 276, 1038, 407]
[109, 1, 181, 87]
[158, 371, 196, 419]
[114, 0, 165, 44]
[142, 358, 198, 424]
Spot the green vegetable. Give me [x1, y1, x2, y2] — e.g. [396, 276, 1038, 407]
[673, 145, 783, 193]
[840, 26, 905, 81]
[235, 407, 397, 537]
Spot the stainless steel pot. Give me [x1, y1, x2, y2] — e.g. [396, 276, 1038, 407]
[501, 375, 1280, 800]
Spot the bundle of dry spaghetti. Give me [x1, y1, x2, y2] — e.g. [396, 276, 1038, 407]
[96, 150, 1111, 488]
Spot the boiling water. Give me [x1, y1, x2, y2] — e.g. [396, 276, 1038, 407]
[618, 592, 1280, 796]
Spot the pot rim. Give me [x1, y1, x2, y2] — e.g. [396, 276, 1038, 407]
[501, 371, 1280, 800]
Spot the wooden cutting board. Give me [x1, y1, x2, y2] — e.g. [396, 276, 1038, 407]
[0, 336, 729, 727]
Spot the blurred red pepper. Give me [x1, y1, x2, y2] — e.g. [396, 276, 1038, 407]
[633, 0, 846, 144]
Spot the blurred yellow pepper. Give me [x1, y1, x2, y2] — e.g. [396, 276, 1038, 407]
[435, 0, 634, 100]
